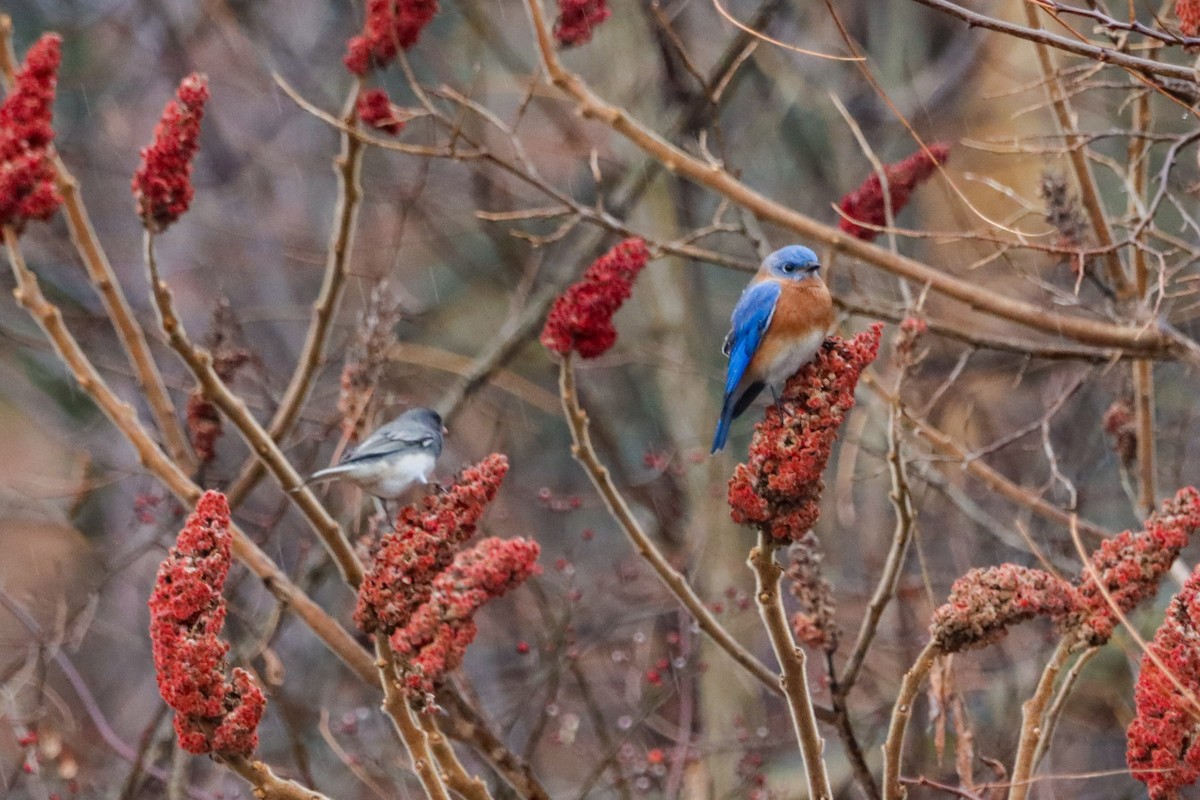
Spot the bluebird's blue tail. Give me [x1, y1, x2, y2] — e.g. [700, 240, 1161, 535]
[711, 396, 735, 453]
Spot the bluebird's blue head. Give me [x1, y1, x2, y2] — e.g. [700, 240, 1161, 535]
[761, 245, 820, 281]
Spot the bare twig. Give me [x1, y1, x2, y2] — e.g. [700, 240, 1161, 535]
[749, 534, 833, 800]
[418, 714, 494, 800]
[1021, 1, 1130, 297]
[1031, 646, 1098, 769]
[225, 88, 365, 508]
[839, 404, 916, 690]
[882, 642, 940, 800]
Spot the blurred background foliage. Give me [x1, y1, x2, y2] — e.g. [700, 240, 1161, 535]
[1, 1, 1198, 798]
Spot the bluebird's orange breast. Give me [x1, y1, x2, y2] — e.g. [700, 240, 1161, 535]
[748, 278, 835, 388]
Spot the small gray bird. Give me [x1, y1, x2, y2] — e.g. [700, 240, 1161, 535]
[305, 408, 444, 504]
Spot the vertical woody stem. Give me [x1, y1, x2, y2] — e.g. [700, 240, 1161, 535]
[1130, 87, 1156, 515]
[1007, 638, 1074, 800]
[882, 641, 939, 800]
[749, 533, 833, 800]
[375, 640, 453, 800]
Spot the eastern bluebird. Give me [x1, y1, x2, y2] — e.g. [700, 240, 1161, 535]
[711, 245, 835, 453]
[305, 407, 444, 502]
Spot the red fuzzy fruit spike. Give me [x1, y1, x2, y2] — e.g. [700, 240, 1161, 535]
[540, 237, 650, 359]
[554, 0, 611, 47]
[343, 0, 439, 75]
[838, 143, 950, 241]
[0, 33, 62, 229]
[1178, 0, 1200, 36]
[391, 536, 540, 701]
[148, 491, 264, 757]
[354, 454, 510, 635]
[930, 564, 1078, 653]
[1068, 487, 1200, 645]
[727, 325, 882, 543]
[1127, 561, 1200, 799]
[132, 73, 209, 232]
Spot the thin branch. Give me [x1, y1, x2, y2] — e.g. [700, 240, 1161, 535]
[910, 0, 1196, 82]
[863, 375, 1111, 539]
[555, 354, 834, 717]
[1021, 1, 1131, 297]
[520, 0, 1195, 361]
[1006, 638, 1074, 800]
[749, 534, 833, 800]
[225, 89, 365, 508]
[1031, 645, 1098, 769]
[839, 404, 916, 690]
[882, 642, 940, 800]
[142, 232, 363, 586]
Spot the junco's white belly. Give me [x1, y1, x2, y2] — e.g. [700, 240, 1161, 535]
[351, 451, 436, 498]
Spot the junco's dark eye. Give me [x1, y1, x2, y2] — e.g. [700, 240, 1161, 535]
[419, 437, 434, 449]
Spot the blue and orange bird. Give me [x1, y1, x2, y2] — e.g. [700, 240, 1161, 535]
[711, 245, 835, 453]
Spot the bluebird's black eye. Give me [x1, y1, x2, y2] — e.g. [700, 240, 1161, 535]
[782, 262, 797, 273]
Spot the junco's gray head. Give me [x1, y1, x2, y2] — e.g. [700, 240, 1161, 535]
[306, 407, 444, 499]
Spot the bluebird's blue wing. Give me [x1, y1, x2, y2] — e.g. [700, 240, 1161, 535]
[712, 280, 781, 452]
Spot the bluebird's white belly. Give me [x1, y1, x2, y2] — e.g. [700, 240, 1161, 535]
[350, 451, 436, 498]
[764, 328, 826, 389]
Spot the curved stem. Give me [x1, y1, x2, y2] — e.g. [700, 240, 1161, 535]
[555, 355, 832, 717]
[882, 641, 940, 800]
[749, 534, 833, 800]
[143, 232, 363, 586]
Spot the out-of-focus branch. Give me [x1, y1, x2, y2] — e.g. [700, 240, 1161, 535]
[437, 689, 553, 800]
[749, 535, 833, 800]
[374, 640, 452, 800]
[555, 354, 835, 718]
[1006, 638, 1073, 800]
[1021, 2, 1130, 298]
[1031, 645, 1097, 769]
[910, 0, 1196, 82]
[839, 405, 915, 690]
[882, 641, 940, 800]
[225, 89, 365, 508]
[1130, 88, 1157, 516]
[221, 756, 333, 800]
[520, 0, 1195, 360]
[863, 375, 1110, 539]
[0, 15, 195, 470]
[143, 233, 363, 586]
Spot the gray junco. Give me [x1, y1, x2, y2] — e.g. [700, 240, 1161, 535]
[305, 407, 444, 501]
